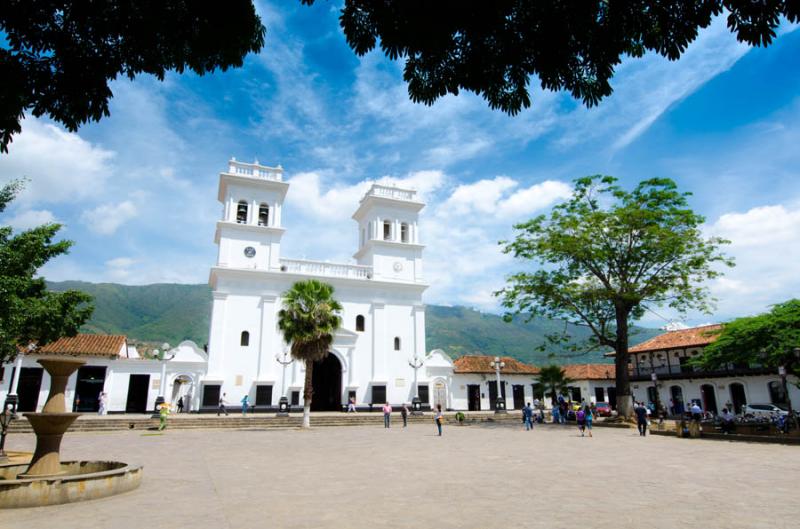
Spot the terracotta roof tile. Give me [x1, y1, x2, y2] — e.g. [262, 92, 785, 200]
[562, 364, 615, 380]
[453, 355, 539, 375]
[37, 334, 127, 358]
[627, 324, 723, 354]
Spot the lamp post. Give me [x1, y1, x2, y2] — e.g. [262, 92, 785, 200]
[408, 354, 424, 416]
[275, 350, 294, 416]
[0, 402, 17, 463]
[780, 347, 800, 429]
[650, 372, 661, 414]
[152, 342, 173, 417]
[489, 356, 506, 414]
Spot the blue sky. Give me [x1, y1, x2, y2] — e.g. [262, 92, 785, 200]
[1, 2, 799, 327]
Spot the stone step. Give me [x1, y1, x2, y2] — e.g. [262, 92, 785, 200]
[7, 413, 520, 433]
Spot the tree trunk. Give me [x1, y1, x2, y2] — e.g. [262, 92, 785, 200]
[614, 304, 633, 418]
[302, 359, 314, 428]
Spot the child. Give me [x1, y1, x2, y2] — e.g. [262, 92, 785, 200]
[158, 402, 170, 431]
[585, 406, 593, 438]
[434, 404, 443, 436]
[576, 408, 586, 437]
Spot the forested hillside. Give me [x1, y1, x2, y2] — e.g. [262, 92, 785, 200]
[49, 281, 658, 365]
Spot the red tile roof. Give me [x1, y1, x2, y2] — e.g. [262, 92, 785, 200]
[453, 355, 539, 375]
[627, 324, 723, 354]
[36, 334, 127, 358]
[562, 364, 615, 380]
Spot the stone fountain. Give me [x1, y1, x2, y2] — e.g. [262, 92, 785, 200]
[0, 357, 142, 508]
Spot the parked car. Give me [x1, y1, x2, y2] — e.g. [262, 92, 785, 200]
[594, 402, 613, 417]
[742, 404, 788, 418]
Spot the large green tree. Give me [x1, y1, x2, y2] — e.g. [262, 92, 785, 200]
[696, 300, 800, 413]
[277, 279, 342, 428]
[498, 176, 732, 416]
[0, 1, 265, 152]
[303, 1, 795, 115]
[0, 180, 94, 364]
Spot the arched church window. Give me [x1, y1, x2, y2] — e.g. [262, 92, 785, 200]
[258, 203, 269, 226]
[356, 315, 365, 332]
[383, 220, 392, 241]
[400, 223, 409, 243]
[394, 337, 401, 351]
[236, 201, 248, 224]
[240, 331, 250, 346]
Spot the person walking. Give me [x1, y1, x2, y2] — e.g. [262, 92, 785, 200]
[585, 405, 594, 437]
[401, 403, 409, 428]
[552, 405, 560, 424]
[97, 391, 108, 416]
[158, 402, 170, 431]
[177, 397, 184, 413]
[634, 401, 648, 436]
[241, 395, 250, 416]
[218, 393, 229, 416]
[576, 407, 586, 436]
[523, 402, 533, 431]
[383, 402, 392, 428]
[434, 404, 443, 436]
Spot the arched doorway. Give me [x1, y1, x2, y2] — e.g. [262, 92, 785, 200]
[170, 375, 193, 411]
[670, 385, 685, 415]
[433, 379, 447, 410]
[729, 383, 747, 414]
[701, 384, 718, 415]
[311, 353, 342, 411]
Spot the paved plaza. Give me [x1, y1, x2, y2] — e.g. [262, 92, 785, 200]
[3, 422, 797, 529]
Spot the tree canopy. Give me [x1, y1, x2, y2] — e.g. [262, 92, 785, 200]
[304, 1, 797, 115]
[697, 299, 800, 379]
[0, 180, 94, 363]
[498, 175, 732, 415]
[0, 1, 266, 152]
[278, 279, 342, 427]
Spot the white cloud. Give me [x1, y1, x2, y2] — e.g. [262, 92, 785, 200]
[81, 200, 138, 235]
[0, 118, 115, 204]
[5, 209, 59, 231]
[701, 201, 800, 318]
[440, 177, 572, 220]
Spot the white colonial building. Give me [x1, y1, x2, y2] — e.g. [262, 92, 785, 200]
[202, 158, 430, 411]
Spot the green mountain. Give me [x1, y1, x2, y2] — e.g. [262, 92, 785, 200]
[48, 281, 659, 366]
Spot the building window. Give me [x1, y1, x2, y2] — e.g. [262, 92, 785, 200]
[570, 386, 582, 402]
[400, 223, 409, 243]
[240, 331, 250, 346]
[394, 337, 401, 351]
[291, 390, 300, 406]
[356, 315, 365, 332]
[255, 385, 273, 406]
[258, 203, 269, 226]
[418, 384, 429, 404]
[383, 220, 392, 240]
[236, 200, 248, 224]
[202, 384, 221, 408]
[372, 385, 386, 404]
[768, 381, 787, 405]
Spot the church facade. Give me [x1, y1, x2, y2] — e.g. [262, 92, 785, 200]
[203, 159, 430, 411]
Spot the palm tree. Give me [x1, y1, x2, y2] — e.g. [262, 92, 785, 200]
[533, 365, 574, 405]
[277, 279, 342, 428]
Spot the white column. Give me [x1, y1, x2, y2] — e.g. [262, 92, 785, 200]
[371, 303, 385, 380]
[9, 354, 23, 396]
[413, 305, 426, 359]
[348, 347, 355, 386]
[159, 360, 168, 398]
[207, 292, 228, 376]
[257, 295, 277, 380]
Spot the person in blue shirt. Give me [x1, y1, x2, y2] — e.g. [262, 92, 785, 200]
[241, 395, 250, 416]
[523, 402, 534, 431]
[634, 402, 649, 436]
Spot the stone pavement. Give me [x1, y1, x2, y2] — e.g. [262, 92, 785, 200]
[3, 422, 797, 529]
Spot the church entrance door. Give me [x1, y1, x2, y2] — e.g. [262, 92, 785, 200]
[311, 353, 342, 411]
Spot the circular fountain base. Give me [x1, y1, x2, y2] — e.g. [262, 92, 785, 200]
[0, 461, 142, 508]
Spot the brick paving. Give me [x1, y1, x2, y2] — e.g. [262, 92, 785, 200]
[3, 422, 797, 528]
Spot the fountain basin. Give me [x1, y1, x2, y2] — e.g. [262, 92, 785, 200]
[0, 460, 142, 508]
